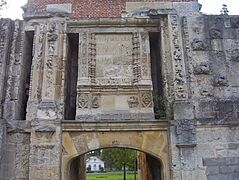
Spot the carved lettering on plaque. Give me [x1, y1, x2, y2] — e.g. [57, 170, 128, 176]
[95, 34, 133, 85]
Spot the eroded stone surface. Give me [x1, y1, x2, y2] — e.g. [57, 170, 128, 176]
[0, 2, 238, 180]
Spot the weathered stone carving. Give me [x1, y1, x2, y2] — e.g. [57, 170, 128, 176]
[93, 34, 133, 86]
[127, 95, 139, 108]
[91, 95, 100, 109]
[213, 76, 229, 87]
[200, 88, 212, 97]
[191, 39, 208, 51]
[230, 49, 239, 62]
[231, 17, 239, 28]
[88, 33, 96, 84]
[132, 32, 141, 83]
[210, 29, 222, 39]
[141, 92, 153, 108]
[176, 119, 196, 145]
[37, 100, 59, 119]
[193, 63, 210, 75]
[170, 15, 188, 99]
[47, 23, 58, 41]
[121, 8, 160, 18]
[77, 94, 89, 108]
[79, 32, 88, 78]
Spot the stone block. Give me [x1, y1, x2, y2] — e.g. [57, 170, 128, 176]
[206, 166, 219, 175]
[207, 174, 228, 180]
[174, 101, 194, 120]
[203, 157, 226, 166]
[225, 157, 239, 165]
[228, 173, 239, 180]
[216, 101, 234, 121]
[211, 39, 223, 51]
[219, 165, 239, 174]
[46, 3, 72, 14]
[126, 2, 173, 12]
[196, 100, 217, 120]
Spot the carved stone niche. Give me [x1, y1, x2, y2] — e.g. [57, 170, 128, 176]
[213, 76, 229, 87]
[231, 18, 239, 28]
[193, 63, 211, 75]
[230, 49, 239, 62]
[210, 29, 222, 39]
[191, 39, 208, 51]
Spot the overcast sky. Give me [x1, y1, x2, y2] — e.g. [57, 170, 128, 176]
[1, 0, 239, 20]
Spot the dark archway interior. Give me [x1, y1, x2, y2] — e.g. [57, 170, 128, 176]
[149, 32, 165, 119]
[69, 147, 163, 180]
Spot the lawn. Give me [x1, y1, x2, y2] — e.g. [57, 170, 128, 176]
[86, 172, 138, 180]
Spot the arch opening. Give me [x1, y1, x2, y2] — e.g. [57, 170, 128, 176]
[68, 147, 163, 180]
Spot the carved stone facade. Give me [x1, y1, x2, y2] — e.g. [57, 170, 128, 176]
[0, 1, 239, 180]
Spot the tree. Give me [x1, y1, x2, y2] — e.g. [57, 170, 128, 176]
[101, 148, 137, 180]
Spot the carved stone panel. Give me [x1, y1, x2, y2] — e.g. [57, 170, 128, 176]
[175, 119, 196, 145]
[95, 34, 133, 85]
[169, 15, 188, 99]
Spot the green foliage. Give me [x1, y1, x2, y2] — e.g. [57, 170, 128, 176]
[153, 95, 167, 118]
[87, 172, 138, 180]
[101, 148, 137, 171]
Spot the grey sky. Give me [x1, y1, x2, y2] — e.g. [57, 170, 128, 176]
[1, 0, 239, 20]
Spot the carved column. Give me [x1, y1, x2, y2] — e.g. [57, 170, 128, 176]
[27, 21, 67, 121]
[168, 15, 188, 100]
[3, 20, 25, 120]
[26, 24, 46, 120]
[0, 19, 13, 118]
[29, 119, 62, 180]
[28, 19, 67, 180]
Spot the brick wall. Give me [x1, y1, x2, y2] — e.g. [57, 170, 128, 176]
[26, 0, 197, 18]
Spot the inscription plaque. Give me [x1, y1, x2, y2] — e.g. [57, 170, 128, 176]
[95, 34, 133, 85]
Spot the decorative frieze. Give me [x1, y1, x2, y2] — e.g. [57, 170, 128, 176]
[77, 93, 100, 109]
[79, 32, 88, 78]
[213, 76, 229, 87]
[193, 63, 211, 75]
[191, 39, 208, 51]
[230, 49, 239, 62]
[127, 95, 140, 108]
[141, 91, 153, 108]
[210, 29, 222, 39]
[169, 15, 188, 99]
[132, 32, 141, 83]
[88, 33, 96, 84]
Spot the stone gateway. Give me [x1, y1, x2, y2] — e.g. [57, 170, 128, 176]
[0, 0, 239, 180]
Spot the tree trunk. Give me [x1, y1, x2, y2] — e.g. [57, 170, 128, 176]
[123, 163, 126, 180]
[134, 159, 137, 180]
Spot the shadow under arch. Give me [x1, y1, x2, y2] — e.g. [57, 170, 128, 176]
[62, 130, 170, 180]
[69, 146, 164, 180]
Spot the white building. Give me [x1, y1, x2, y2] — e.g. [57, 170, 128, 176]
[86, 156, 105, 172]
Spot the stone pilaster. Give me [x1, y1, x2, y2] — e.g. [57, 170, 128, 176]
[0, 19, 14, 119]
[29, 119, 62, 180]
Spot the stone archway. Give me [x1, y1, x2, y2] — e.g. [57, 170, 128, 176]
[61, 121, 170, 180]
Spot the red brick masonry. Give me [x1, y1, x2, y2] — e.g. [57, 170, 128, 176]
[26, 0, 197, 19]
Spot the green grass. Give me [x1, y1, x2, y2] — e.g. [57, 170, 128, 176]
[86, 172, 138, 180]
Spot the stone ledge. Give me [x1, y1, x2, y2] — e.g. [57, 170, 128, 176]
[62, 120, 168, 132]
